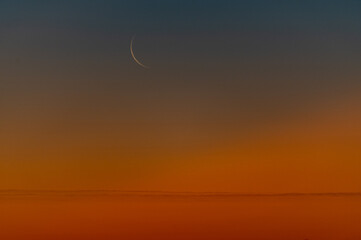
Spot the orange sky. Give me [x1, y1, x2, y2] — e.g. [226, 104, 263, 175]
[1, 92, 360, 193]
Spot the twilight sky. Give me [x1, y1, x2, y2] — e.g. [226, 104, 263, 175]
[0, 0, 360, 192]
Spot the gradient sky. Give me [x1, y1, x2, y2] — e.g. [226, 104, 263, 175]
[0, 0, 360, 192]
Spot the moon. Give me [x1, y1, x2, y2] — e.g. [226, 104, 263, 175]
[130, 36, 150, 69]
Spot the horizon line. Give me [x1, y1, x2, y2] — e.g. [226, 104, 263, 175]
[1, 190, 360, 197]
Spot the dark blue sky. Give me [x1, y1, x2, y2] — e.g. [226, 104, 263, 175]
[1, 0, 361, 127]
[1, 1, 361, 34]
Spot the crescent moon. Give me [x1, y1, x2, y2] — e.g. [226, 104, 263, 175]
[130, 36, 150, 69]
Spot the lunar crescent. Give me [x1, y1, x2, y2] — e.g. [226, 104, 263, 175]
[130, 36, 150, 69]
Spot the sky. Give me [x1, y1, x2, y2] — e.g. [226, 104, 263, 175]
[0, 0, 360, 192]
